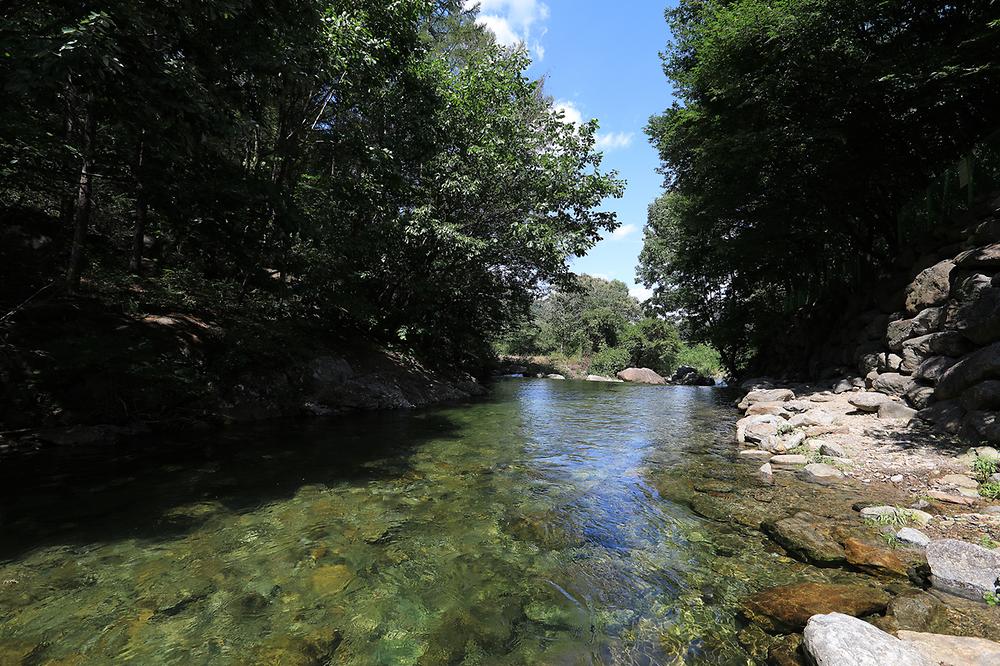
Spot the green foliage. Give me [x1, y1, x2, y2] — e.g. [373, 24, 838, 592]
[676, 343, 723, 378]
[639, 1, 1000, 373]
[973, 456, 1000, 483]
[979, 482, 1000, 500]
[590, 347, 631, 377]
[980, 536, 999, 550]
[985, 592, 999, 607]
[0, 1, 623, 367]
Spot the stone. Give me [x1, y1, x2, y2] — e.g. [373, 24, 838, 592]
[738, 388, 795, 411]
[890, 474, 904, 483]
[937, 341, 1000, 401]
[916, 399, 966, 434]
[865, 368, 880, 388]
[926, 538, 1000, 600]
[801, 463, 845, 482]
[902, 333, 974, 373]
[740, 377, 775, 391]
[842, 537, 910, 576]
[742, 583, 890, 633]
[738, 449, 773, 460]
[904, 384, 935, 410]
[943, 281, 1000, 346]
[766, 634, 804, 666]
[880, 352, 904, 373]
[802, 613, 932, 666]
[546, 374, 566, 379]
[819, 441, 846, 457]
[585, 374, 623, 382]
[672, 365, 715, 386]
[966, 410, 1000, 441]
[873, 372, 916, 397]
[878, 401, 917, 420]
[745, 401, 789, 417]
[849, 392, 894, 412]
[898, 631, 1000, 666]
[961, 380, 1000, 411]
[770, 454, 809, 466]
[905, 260, 954, 315]
[896, 528, 931, 547]
[759, 462, 773, 477]
[833, 377, 863, 394]
[762, 512, 846, 564]
[938, 473, 978, 489]
[886, 307, 944, 351]
[887, 593, 946, 633]
[787, 409, 835, 428]
[860, 505, 933, 527]
[927, 490, 978, 506]
[742, 421, 781, 445]
[761, 430, 805, 453]
[616, 367, 666, 385]
[955, 243, 1000, 269]
[913, 355, 959, 384]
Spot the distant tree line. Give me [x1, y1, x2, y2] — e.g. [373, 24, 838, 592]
[640, 0, 1000, 374]
[0, 1, 623, 366]
[497, 274, 722, 377]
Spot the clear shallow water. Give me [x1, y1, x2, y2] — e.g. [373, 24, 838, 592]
[1, 380, 839, 664]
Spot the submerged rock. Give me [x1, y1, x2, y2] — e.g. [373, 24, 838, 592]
[742, 582, 890, 633]
[803, 613, 932, 666]
[801, 462, 845, 483]
[762, 512, 846, 565]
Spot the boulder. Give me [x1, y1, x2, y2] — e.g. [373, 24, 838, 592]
[936, 341, 1000, 400]
[672, 366, 715, 386]
[886, 307, 944, 351]
[787, 409, 835, 428]
[742, 583, 890, 633]
[896, 528, 931, 547]
[872, 372, 915, 397]
[901, 333, 974, 373]
[916, 400, 966, 435]
[736, 414, 782, 444]
[761, 430, 805, 453]
[913, 355, 959, 384]
[770, 454, 809, 466]
[961, 380, 1000, 412]
[878, 401, 917, 421]
[887, 592, 945, 632]
[878, 352, 904, 373]
[819, 441, 846, 457]
[745, 401, 788, 416]
[801, 462, 845, 483]
[965, 410, 1000, 441]
[904, 384, 935, 410]
[849, 392, 894, 412]
[546, 373, 566, 380]
[898, 631, 1000, 666]
[616, 367, 666, 385]
[762, 512, 846, 564]
[842, 537, 910, 576]
[585, 374, 623, 383]
[738, 388, 795, 411]
[738, 449, 773, 460]
[833, 377, 864, 394]
[925, 538, 1000, 600]
[944, 284, 1000, 346]
[955, 243, 1000, 269]
[905, 260, 954, 315]
[803, 613, 932, 666]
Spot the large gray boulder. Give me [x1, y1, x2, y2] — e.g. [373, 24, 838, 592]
[925, 538, 1000, 600]
[878, 401, 917, 421]
[803, 613, 932, 666]
[905, 260, 954, 315]
[913, 355, 959, 384]
[936, 341, 1000, 400]
[886, 307, 943, 351]
[901, 332, 973, 373]
[736, 414, 782, 444]
[961, 380, 1000, 411]
[849, 392, 894, 412]
[904, 384, 935, 409]
[616, 367, 666, 385]
[872, 372, 915, 397]
[955, 243, 1000, 269]
[899, 631, 1000, 666]
[737, 388, 794, 411]
[944, 283, 1000, 345]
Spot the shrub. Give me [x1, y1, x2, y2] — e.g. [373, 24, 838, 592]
[973, 455, 1000, 483]
[590, 346, 631, 377]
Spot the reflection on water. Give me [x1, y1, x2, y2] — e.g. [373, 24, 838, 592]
[2, 381, 821, 663]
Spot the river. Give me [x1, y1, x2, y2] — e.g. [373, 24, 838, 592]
[0, 379, 876, 664]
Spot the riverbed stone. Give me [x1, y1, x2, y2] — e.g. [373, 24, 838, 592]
[887, 592, 946, 632]
[872, 372, 916, 398]
[904, 384, 935, 409]
[901, 333, 973, 374]
[896, 528, 931, 547]
[848, 392, 893, 412]
[738, 449, 773, 460]
[787, 409, 835, 428]
[741, 583, 890, 633]
[842, 537, 910, 576]
[616, 367, 666, 385]
[769, 454, 808, 466]
[937, 341, 1000, 400]
[878, 401, 917, 420]
[887, 307, 944, 351]
[938, 473, 978, 489]
[803, 613, 932, 666]
[913, 355, 958, 384]
[546, 374, 565, 380]
[737, 414, 782, 443]
[738, 388, 795, 411]
[585, 374, 623, 382]
[898, 630, 1000, 666]
[762, 512, 846, 564]
[859, 505, 933, 527]
[926, 538, 1000, 600]
[745, 401, 789, 417]
[819, 441, 845, 457]
[905, 260, 954, 315]
[801, 463, 845, 483]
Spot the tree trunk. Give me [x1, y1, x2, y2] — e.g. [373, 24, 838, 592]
[129, 135, 147, 274]
[66, 101, 97, 294]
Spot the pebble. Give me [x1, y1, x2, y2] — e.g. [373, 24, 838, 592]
[890, 474, 904, 483]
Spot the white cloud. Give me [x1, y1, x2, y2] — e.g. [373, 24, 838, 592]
[469, 0, 550, 60]
[596, 131, 634, 151]
[629, 284, 654, 302]
[553, 100, 583, 127]
[610, 223, 638, 240]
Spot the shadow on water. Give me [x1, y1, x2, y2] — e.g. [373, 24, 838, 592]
[0, 409, 466, 561]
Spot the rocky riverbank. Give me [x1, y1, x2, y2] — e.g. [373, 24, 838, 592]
[726, 379, 1000, 664]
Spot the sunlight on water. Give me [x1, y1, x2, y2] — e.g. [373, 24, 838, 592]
[1, 381, 830, 664]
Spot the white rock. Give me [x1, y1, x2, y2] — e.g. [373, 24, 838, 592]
[803, 613, 932, 666]
[738, 449, 773, 460]
[898, 630, 1000, 666]
[926, 538, 1000, 600]
[759, 462, 773, 477]
[802, 463, 845, 482]
[896, 527, 931, 547]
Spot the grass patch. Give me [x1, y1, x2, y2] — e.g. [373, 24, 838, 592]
[980, 482, 1000, 500]
[973, 455, 1000, 483]
[980, 535, 998, 549]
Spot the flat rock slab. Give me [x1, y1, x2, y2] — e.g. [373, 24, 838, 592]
[804, 613, 932, 666]
[896, 527, 931, 547]
[842, 537, 910, 576]
[849, 392, 894, 412]
[898, 630, 1000, 666]
[926, 538, 1000, 600]
[763, 512, 846, 565]
[801, 462, 845, 483]
[770, 454, 808, 466]
[742, 583, 890, 633]
[738, 388, 795, 411]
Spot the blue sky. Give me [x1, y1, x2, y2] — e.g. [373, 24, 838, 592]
[472, 0, 677, 300]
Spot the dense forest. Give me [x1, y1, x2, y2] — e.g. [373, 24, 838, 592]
[640, 0, 1000, 374]
[0, 1, 623, 371]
